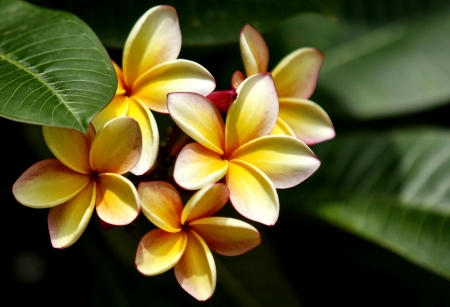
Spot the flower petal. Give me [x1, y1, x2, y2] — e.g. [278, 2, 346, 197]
[226, 160, 279, 225]
[240, 24, 269, 76]
[43, 126, 91, 174]
[95, 173, 139, 225]
[231, 71, 245, 90]
[90, 116, 142, 174]
[123, 5, 181, 86]
[175, 230, 216, 301]
[174, 143, 228, 190]
[132, 59, 216, 113]
[136, 229, 187, 275]
[138, 181, 183, 233]
[13, 159, 91, 208]
[113, 61, 126, 95]
[189, 217, 260, 256]
[272, 48, 324, 99]
[48, 180, 96, 248]
[168, 93, 224, 154]
[232, 135, 321, 189]
[181, 183, 229, 224]
[128, 98, 159, 175]
[225, 73, 278, 155]
[91, 95, 130, 132]
[271, 117, 296, 137]
[277, 98, 335, 145]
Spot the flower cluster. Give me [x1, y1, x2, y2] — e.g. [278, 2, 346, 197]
[12, 5, 334, 301]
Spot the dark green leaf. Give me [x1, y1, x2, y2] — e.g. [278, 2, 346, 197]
[28, 0, 327, 48]
[283, 129, 450, 279]
[0, 0, 116, 132]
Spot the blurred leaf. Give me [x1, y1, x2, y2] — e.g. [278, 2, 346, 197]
[319, 9, 450, 119]
[283, 128, 450, 279]
[27, 0, 327, 48]
[0, 0, 116, 133]
[262, 1, 450, 120]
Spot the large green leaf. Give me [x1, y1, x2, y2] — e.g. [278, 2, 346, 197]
[28, 0, 327, 48]
[262, 1, 450, 119]
[0, 0, 116, 133]
[281, 129, 450, 279]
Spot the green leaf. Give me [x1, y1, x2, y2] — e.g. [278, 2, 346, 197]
[0, 0, 116, 133]
[284, 129, 450, 279]
[319, 9, 450, 119]
[28, 0, 327, 48]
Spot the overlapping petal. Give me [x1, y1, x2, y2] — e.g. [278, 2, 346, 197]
[225, 73, 278, 155]
[232, 135, 321, 189]
[271, 117, 296, 137]
[43, 126, 91, 174]
[128, 98, 159, 175]
[181, 183, 229, 224]
[168, 93, 224, 154]
[277, 98, 335, 145]
[175, 230, 216, 301]
[95, 173, 139, 225]
[90, 117, 142, 174]
[132, 59, 216, 113]
[240, 24, 269, 76]
[13, 159, 91, 208]
[226, 160, 279, 225]
[138, 181, 183, 233]
[272, 48, 324, 99]
[113, 61, 126, 95]
[174, 143, 228, 190]
[136, 229, 187, 276]
[91, 95, 130, 131]
[123, 5, 181, 86]
[189, 217, 260, 256]
[48, 180, 96, 248]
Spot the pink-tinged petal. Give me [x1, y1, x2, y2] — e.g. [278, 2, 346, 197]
[128, 98, 159, 175]
[168, 93, 224, 154]
[138, 181, 183, 233]
[226, 160, 279, 225]
[271, 117, 296, 137]
[90, 116, 142, 174]
[272, 48, 324, 99]
[225, 73, 279, 155]
[189, 217, 260, 256]
[181, 183, 229, 224]
[136, 229, 187, 275]
[240, 24, 269, 76]
[91, 95, 130, 132]
[132, 59, 216, 113]
[232, 135, 321, 189]
[231, 71, 245, 90]
[13, 159, 91, 208]
[43, 126, 91, 174]
[123, 5, 181, 86]
[278, 98, 335, 145]
[175, 230, 216, 301]
[95, 173, 139, 225]
[112, 61, 126, 95]
[174, 143, 228, 190]
[48, 180, 96, 248]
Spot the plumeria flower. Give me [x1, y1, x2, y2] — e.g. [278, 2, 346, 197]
[92, 5, 216, 175]
[168, 73, 320, 225]
[12, 117, 142, 248]
[237, 24, 335, 145]
[136, 181, 260, 301]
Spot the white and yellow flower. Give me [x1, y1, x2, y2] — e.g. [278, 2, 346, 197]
[168, 73, 320, 225]
[13, 117, 142, 248]
[136, 181, 260, 301]
[238, 24, 335, 145]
